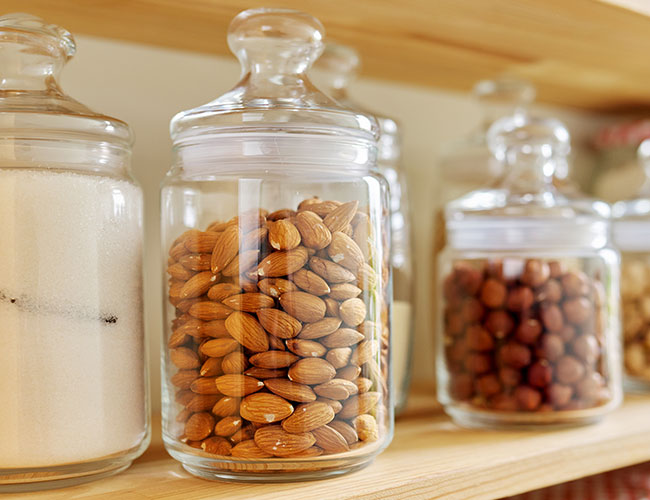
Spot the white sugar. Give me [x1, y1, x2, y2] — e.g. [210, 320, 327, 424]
[0, 169, 146, 467]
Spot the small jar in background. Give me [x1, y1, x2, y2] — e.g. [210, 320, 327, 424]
[437, 112, 622, 428]
[312, 43, 414, 414]
[0, 14, 149, 491]
[613, 140, 650, 391]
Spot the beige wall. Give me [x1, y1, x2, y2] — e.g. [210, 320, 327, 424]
[62, 35, 614, 411]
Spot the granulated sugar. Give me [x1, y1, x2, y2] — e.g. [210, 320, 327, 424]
[0, 169, 146, 467]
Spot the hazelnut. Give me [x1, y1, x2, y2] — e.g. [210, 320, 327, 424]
[548, 261, 565, 279]
[465, 353, 492, 374]
[486, 260, 504, 279]
[540, 303, 564, 332]
[528, 360, 553, 388]
[485, 310, 514, 338]
[450, 373, 473, 400]
[592, 282, 606, 308]
[515, 318, 543, 344]
[491, 394, 518, 411]
[514, 386, 542, 411]
[575, 371, 604, 402]
[443, 273, 459, 301]
[498, 367, 522, 387]
[465, 325, 495, 351]
[556, 355, 586, 385]
[447, 338, 468, 364]
[562, 297, 593, 325]
[520, 259, 550, 288]
[476, 374, 501, 397]
[537, 333, 565, 362]
[558, 325, 576, 343]
[536, 279, 563, 303]
[572, 334, 600, 365]
[446, 312, 465, 336]
[480, 279, 507, 309]
[546, 383, 573, 407]
[499, 342, 531, 369]
[460, 297, 485, 323]
[505, 286, 534, 312]
[561, 271, 591, 297]
[454, 263, 483, 295]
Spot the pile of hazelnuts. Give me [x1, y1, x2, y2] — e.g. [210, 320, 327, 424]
[442, 258, 612, 412]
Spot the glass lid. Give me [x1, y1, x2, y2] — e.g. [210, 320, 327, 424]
[446, 113, 610, 250]
[0, 13, 132, 149]
[170, 9, 378, 147]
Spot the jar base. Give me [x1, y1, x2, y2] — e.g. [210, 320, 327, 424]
[445, 400, 618, 430]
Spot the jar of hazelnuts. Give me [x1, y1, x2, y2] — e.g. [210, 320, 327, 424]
[161, 9, 392, 482]
[613, 140, 650, 392]
[437, 113, 622, 428]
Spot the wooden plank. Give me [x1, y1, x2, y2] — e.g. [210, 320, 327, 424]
[6, 393, 650, 499]
[3, 0, 650, 111]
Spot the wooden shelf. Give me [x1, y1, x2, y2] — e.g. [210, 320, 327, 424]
[5, 0, 650, 111]
[10, 390, 650, 500]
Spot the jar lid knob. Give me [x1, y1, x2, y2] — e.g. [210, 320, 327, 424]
[313, 43, 360, 91]
[228, 8, 325, 75]
[0, 13, 76, 59]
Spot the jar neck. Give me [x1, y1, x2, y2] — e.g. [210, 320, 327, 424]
[500, 148, 557, 200]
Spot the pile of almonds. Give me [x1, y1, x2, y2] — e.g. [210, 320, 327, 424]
[442, 258, 612, 413]
[621, 258, 650, 382]
[167, 198, 389, 461]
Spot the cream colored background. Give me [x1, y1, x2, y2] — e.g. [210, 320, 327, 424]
[62, 35, 616, 411]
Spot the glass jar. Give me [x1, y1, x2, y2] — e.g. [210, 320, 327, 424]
[312, 43, 413, 414]
[0, 14, 148, 491]
[437, 113, 622, 428]
[613, 140, 650, 391]
[161, 9, 392, 481]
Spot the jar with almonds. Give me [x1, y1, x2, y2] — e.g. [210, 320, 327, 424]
[161, 9, 392, 481]
[437, 113, 622, 428]
[613, 140, 650, 391]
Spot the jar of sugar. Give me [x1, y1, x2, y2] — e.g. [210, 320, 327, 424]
[0, 14, 149, 491]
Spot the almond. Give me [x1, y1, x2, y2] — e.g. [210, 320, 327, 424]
[279, 291, 326, 323]
[356, 263, 378, 290]
[337, 365, 362, 381]
[257, 308, 302, 339]
[316, 397, 343, 414]
[185, 231, 220, 254]
[200, 357, 223, 377]
[286, 339, 327, 358]
[282, 402, 335, 433]
[168, 262, 195, 281]
[171, 369, 198, 389]
[179, 253, 213, 272]
[309, 256, 356, 283]
[240, 226, 268, 250]
[311, 425, 350, 454]
[233, 210, 267, 233]
[240, 393, 294, 423]
[283, 446, 323, 458]
[214, 415, 242, 437]
[170, 241, 190, 261]
[212, 396, 241, 417]
[249, 351, 299, 369]
[268, 334, 287, 351]
[351, 340, 378, 366]
[328, 283, 362, 301]
[232, 439, 273, 458]
[291, 269, 330, 296]
[257, 247, 309, 278]
[353, 414, 378, 441]
[214, 374, 264, 397]
[206, 220, 229, 232]
[169, 280, 185, 300]
[268, 219, 301, 251]
[201, 436, 232, 456]
[258, 278, 298, 298]
[294, 211, 332, 250]
[190, 376, 221, 395]
[201, 319, 229, 338]
[321, 328, 365, 348]
[324, 297, 340, 317]
[329, 420, 358, 444]
[298, 317, 342, 339]
[288, 358, 336, 385]
[225, 311, 269, 352]
[355, 377, 373, 393]
[200, 338, 239, 358]
[300, 200, 341, 217]
[327, 232, 365, 272]
[323, 200, 358, 233]
[175, 389, 194, 406]
[338, 392, 381, 419]
[230, 425, 255, 444]
[176, 408, 192, 423]
[267, 208, 296, 221]
[185, 412, 215, 441]
[222, 250, 260, 277]
[326, 348, 352, 369]
[313, 378, 358, 400]
[176, 298, 200, 313]
[221, 351, 248, 374]
[264, 378, 317, 403]
[222, 293, 275, 312]
[168, 328, 189, 349]
[170, 347, 200, 369]
[186, 393, 220, 412]
[211, 225, 240, 274]
[175, 319, 206, 339]
[357, 320, 379, 340]
[189, 301, 233, 321]
[339, 298, 367, 327]
[244, 367, 288, 379]
[254, 425, 315, 456]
